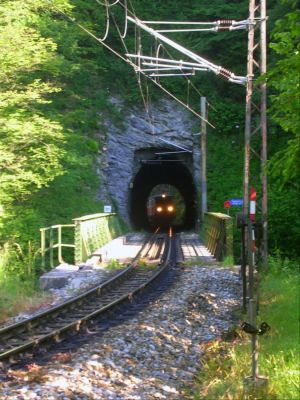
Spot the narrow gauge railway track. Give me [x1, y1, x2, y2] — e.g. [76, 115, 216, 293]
[0, 228, 174, 363]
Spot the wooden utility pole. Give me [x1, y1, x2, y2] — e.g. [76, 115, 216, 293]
[201, 97, 207, 219]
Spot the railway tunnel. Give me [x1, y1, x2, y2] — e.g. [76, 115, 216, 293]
[129, 148, 198, 231]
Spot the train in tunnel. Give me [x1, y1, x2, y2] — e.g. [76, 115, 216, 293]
[147, 194, 176, 227]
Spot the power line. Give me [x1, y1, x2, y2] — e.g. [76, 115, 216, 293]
[50, 1, 215, 126]
[126, 16, 247, 85]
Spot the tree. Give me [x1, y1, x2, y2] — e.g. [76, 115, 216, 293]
[268, 1, 300, 186]
[0, 1, 66, 213]
[0, 0, 105, 245]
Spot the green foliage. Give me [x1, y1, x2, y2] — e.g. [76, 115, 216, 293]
[12, 241, 41, 279]
[206, 120, 300, 260]
[0, 0, 107, 252]
[222, 255, 235, 267]
[136, 258, 158, 269]
[0, 240, 41, 280]
[268, 250, 299, 274]
[0, 243, 52, 323]
[192, 266, 300, 399]
[265, 1, 300, 260]
[268, 184, 300, 259]
[105, 258, 123, 270]
[0, 1, 66, 208]
[0, 0, 299, 283]
[207, 129, 244, 210]
[268, 1, 300, 186]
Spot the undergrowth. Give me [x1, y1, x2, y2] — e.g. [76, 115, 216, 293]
[105, 258, 124, 270]
[191, 255, 300, 400]
[0, 244, 53, 324]
[0, 273, 53, 324]
[180, 257, 235, 268]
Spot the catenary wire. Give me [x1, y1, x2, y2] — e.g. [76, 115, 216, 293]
[117, 1, 217, 111]
[110, 7, 152, 124]
[95, 0, 120, 7]
[48, 1, 215, 126]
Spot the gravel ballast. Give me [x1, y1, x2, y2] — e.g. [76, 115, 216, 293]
[0, 264, 241, 399]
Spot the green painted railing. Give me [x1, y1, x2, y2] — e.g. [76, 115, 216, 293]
[40, 213, 122, 268]
[40, 224, 75, 269]
[200, 212, 233, 261]
[73, 213, 122, 265]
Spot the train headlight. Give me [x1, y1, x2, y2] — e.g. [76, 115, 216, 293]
[167, 205, 174, 212]
[156, 206, 163, 212]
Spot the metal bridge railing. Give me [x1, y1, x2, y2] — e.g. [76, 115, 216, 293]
[200, 212, 233, 261]
[40, 213, 123, 269]
[40, 224, 75, 269]
[73, 213, 122, 265]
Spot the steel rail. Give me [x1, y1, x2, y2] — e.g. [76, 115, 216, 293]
[0, 230, 173, 362]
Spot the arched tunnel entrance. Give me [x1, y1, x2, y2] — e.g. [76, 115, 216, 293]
[129, 149, 198, 231]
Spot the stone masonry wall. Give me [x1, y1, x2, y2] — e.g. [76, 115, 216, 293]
[97, 97, 201, 226]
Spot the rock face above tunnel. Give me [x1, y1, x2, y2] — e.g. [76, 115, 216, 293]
[97, 98, 201, 227]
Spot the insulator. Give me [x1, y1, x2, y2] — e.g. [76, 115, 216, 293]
[218, 26, 231, 30]
[219, 67, 232, 80]
[217, 19, 234, 26]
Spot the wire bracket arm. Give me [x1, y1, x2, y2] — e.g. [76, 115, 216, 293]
[127, 16, 247, 85]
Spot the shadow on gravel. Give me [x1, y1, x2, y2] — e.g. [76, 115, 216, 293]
[5, 260, 182, 374]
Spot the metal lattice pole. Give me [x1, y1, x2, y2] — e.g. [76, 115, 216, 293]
[243, 0, 268, 268]
[243, 2, 269, 384]
[260, 0, 268, 269]
[201, 97, 208, 219]
[243, 0, 256, 218]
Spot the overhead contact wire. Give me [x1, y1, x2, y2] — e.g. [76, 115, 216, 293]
[52, 5, 132, 65]
[95, 0, 120, 7]
[118, 1, 217, 116]
[51, 1, 215, 126]
[162, 44, 217, 111]
[95, 0, 213, 117]
[110, 7, 151, 118]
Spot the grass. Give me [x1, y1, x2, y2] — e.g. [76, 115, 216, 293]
[136, 257, 159, 269]
[0, 275, 54, 324]
[191, 266, 300, 400]
[0, 258, 54, 324]
[179, 259, 212, 267]
[105, 258, 124, 270]
[0, 244, 55, 324]
[105, 257, 159, 270]
[180, 257, 236, 269]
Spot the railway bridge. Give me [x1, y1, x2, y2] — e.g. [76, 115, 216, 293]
[39, 97, 234, 270]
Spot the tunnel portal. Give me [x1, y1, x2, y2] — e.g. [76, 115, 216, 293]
[129, 148, 198, 231]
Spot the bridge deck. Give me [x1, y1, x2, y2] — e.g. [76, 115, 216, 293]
[179, 233, 214, 263]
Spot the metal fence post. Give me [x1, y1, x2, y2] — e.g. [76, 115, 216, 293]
[40, 229, 46, 269]
[74, 220, 82, 265]
[241, 223, 247, 312]
[49, 228, 54, 269]
[58, 225, 63, 264]
[249, 298, 258, 379]
[248, 220, 255, 300]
